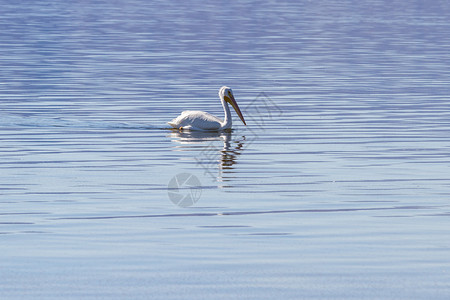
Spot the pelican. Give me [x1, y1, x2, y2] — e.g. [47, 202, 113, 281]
[168, 86, 246, 131]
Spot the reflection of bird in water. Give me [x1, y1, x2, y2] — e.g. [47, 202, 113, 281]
[220, 134, 245, 170]
[168, 86, 246, 131]
[168, 130, 226, 145]
[168, 130, 247, 184]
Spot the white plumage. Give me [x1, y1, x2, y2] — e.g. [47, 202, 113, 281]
[168, 86, 246, 131]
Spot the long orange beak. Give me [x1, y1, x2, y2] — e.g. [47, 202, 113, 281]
[227, 94, 246, 126]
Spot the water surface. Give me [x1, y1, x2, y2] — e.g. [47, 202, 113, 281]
[1, 1, 450, 299]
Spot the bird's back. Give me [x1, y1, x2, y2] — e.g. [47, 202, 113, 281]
[168, 110, 222, 130]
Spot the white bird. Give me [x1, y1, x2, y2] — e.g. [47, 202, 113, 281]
[168, 86, 246, 131]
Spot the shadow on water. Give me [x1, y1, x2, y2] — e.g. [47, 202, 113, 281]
[168, 130, 247, 185]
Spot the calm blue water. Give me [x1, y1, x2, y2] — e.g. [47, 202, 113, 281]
[1, 0, 450, 299]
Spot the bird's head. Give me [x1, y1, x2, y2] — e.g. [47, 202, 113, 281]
[219, 86, 246, 126]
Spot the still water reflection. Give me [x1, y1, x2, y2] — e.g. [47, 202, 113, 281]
[169, 130, 247, 184]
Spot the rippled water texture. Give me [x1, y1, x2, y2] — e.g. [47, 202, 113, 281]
[1, 1, 450, 299]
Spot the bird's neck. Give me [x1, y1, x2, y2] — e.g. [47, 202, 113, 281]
[221, 96, 232, 129]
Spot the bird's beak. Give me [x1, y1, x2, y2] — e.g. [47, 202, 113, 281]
[226, 94, 246, 126]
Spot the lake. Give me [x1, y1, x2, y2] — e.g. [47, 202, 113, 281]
[1, 0, 450, 299]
